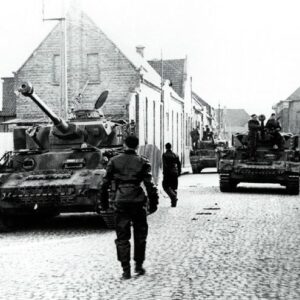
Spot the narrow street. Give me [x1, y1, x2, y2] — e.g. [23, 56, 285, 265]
[0, 170, 299, 300]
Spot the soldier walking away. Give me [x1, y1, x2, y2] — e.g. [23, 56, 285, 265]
[265, 113, 284, 150]
[190, 127, 200, 149]
[248, 114, 261, 160]
[162, 143, 181, 207]
[100, 135, 159, 280]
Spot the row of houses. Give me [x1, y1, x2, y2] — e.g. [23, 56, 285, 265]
[273, 87, 300, 134]
[0, 7, 216, 172]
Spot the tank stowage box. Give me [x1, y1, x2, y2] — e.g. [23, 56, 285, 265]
[218, 126, 300, 194]
[0, 82, 126, 231]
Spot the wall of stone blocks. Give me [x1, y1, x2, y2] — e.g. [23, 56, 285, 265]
[15, 11, 139, 121]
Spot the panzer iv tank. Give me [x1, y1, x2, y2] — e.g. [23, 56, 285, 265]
[218, 115, 300, 194]
[0, 82, 125, 231]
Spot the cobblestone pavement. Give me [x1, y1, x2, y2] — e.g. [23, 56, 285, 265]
[0, 171, 299, 300]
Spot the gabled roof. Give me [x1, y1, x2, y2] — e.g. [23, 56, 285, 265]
[286, 86, 300, 101]
[216, 108, 249, 127]
[148, 59, 185, 98]
[16, 8, 162, 89]
[192, 92, 211, 110]
[84, 12, 162, 88]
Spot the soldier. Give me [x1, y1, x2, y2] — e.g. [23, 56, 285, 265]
[248, 114, 261, 159]
[202, 125, 211, 141]
[162, 143, 181, 207]
[190, 127, 200, 149]
[100, 135, 159, 280]
[265, 113, 283, 149]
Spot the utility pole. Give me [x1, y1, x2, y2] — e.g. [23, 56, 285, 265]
[42, 0, 68, 120]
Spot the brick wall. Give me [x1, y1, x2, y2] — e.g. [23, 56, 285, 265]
[16, 10, 139, 121]
[288, 101, 300, 134]
[0, 77, 16, 117]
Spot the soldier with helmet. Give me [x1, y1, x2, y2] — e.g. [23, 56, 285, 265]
[266, 113, 284, 150]
[248, 114, 261, 160]
[100, 135, 159, 280]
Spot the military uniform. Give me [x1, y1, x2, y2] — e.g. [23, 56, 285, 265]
[266, 118, 283, 149]
[248, 119, 261, 159]
[162, 149, 181, 207]
[190, 128, 200, 149]
[100, 149, 158, 277]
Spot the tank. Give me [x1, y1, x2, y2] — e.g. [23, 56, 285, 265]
[190, 139, 228, 173]
[0, 82, 126, 231]
[218, 116, 300, 194]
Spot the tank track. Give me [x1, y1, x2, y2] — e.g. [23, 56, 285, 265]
[100, 210, 116, 229]
[286, 176, 300, 195]
[219, 174, 236, 192]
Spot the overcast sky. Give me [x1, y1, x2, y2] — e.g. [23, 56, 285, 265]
[1, 0, 300, 115]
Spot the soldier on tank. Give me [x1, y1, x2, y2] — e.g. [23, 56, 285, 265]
[266, 113, 284, 150]
[248, 114, 261, 160]
[100, 135, 159, 280]
[162, 143, 181, 207]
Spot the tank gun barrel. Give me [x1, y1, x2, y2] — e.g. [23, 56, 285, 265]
[18, 82, 69, 133]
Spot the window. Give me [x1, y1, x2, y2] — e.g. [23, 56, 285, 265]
[87, 53, 100, 83]
[135, 94, 139, 135]
[145, 97, 148, 144]
[53, 54, 60, 85]
[177, 112, 179, 152]
[153, 101, 156, 145]
[172, 110, 174, 146]
[166, 112, 169, 131]
[160, 104, 163, 150]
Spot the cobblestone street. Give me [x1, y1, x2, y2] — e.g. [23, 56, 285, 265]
[0, 171, 299, 300]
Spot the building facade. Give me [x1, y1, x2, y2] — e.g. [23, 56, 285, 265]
[273, 86, 300, 134]
[0, 77, 16, 132]
[2, 8, 200, 177]
[215, 108, 249, 141]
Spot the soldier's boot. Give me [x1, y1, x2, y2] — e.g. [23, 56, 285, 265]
[121, 263, 131, 280]
[171, 200, 177, 207]
[116, 240, 131, 280]
[135, 262, 145, 276]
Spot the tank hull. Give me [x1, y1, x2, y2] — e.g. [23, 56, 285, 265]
[0, 149, 117, 231]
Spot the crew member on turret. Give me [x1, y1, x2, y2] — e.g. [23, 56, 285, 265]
[248, 114, 261, 160]
[265, 113, 284, 150]
[202, 125, 214, 142]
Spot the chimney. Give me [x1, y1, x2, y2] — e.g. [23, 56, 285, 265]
[136, 45, 145, 58]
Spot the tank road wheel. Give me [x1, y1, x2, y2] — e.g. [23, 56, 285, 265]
[286, 176, 300, 195]
[219, 174, 236, 192]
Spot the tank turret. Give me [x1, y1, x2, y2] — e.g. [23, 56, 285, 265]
[0, 82, 128, 231]
[17, 81, 124, 150]
[18, 82, 83, 143]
